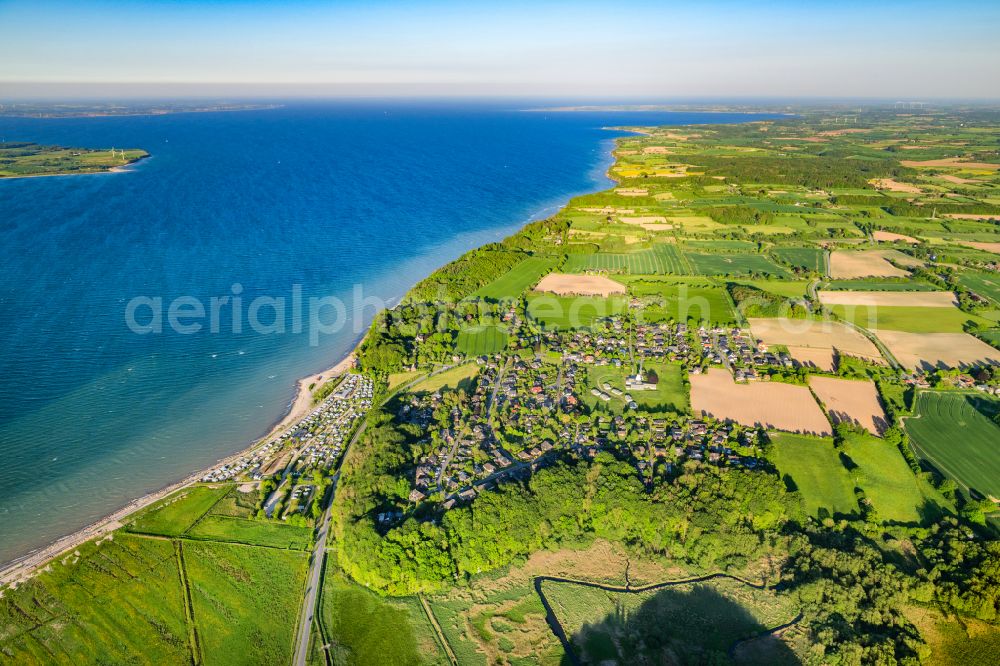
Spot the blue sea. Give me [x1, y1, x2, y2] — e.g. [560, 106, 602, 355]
[0, 102, 774, 565]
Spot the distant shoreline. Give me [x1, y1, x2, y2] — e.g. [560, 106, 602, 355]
[0, 152, 150, 180]
[0, 104, 282, 119]
[525, 105, 796, 115]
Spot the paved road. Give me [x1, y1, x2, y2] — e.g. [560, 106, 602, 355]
[292, 482, 334, 666]
[292, 419, 367, 666]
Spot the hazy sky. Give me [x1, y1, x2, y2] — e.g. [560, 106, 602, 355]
[1, 0, 998, 99]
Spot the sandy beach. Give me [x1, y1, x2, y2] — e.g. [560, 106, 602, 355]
[264, 352, 356, 441]
[0, 349, 357, 587]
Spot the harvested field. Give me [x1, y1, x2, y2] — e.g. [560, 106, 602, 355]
[690, 368, 832, 435]
[901, 158, 1000, 169]
[946, 215, 1000, 222]
[642, 146, 672, 154]
[817, 290, 958, 308]
[534, 273, 626, 296]
[568, 229, 644, 244]
[786, 346, 836, 371]
[873, 231, 919, 244]
[639, 223, 675, 231]
[829, 250, 910, 278]
[870, 178, 922, 193]
[615, 187, 648, 196]
[808, 376, 889, 435]
[578, 207, 634, 214]
[748, 317, 885, 364]
[958, 241, 1000, 254]
[874, 330, 1000, 370]
[939, 174, 981, 184]
[619, 215, 667, 225]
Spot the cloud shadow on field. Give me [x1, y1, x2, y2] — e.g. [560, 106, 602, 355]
[555, 584, 801, 665]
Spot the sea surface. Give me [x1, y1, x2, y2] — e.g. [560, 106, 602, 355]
[0, 102, 775, 565]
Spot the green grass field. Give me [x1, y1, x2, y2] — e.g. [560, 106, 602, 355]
[841, 432, 950, 524]
[583, 362, 689, 414]
[958, 270, 1000, 305]
[408, 363, 480, 394]
[127, 485, 230, 536]
[426, 579, 563, 666]
[684, 239, 758, 252]
[455, 324, 509, 356]
[0, 483, 313, 666]
[768, 433, 858, 518]
[729, 279, 811, 299]
[904, 391, 1000, 499]
[629, 280, 738, 325]
[0, 533, 192, 663]
[772, 247, 827, 274]
[471, 257, 555, 300]
[978, 329, 1000, 349]
[686, 252, 791, 278]
[388, 369, 425, 391]
[828, 305, 995, 333]
[208, 486, 260, 517]
[563, 244, 688, 274]
[540, 578, 798, 664]
[527, 294, 628, 329]
[185, 540, 308, 665]
[319, 565, 447, 666]
[186, 514, 314, 549]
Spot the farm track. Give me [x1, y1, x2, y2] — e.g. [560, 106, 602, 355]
[175, 540, 202, 665]
[835, 316, 902, 369]
[419, 595, 458, 666]
[533, 572, 800, 665]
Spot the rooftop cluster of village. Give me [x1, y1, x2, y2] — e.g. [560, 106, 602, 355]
[395, 326, 774, 518]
